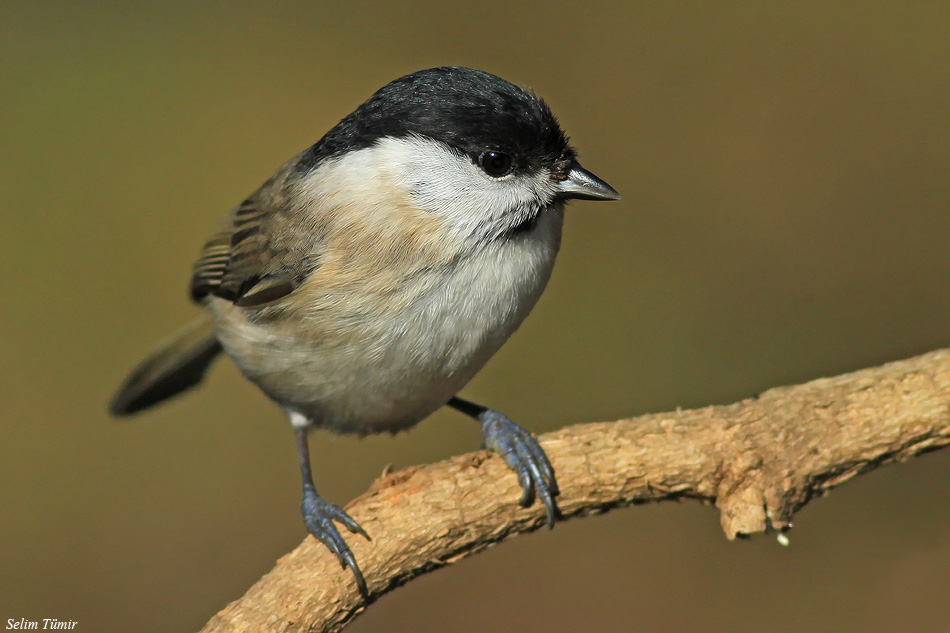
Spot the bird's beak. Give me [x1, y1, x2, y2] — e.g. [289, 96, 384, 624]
[555, 162, 621, 201]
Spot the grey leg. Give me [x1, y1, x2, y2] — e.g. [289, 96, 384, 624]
[296, 428, 370, 595]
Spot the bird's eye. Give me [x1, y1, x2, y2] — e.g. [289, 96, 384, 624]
[479, 151, 514, 178]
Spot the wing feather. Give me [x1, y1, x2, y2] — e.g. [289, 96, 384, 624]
[189, 164, 320, 307]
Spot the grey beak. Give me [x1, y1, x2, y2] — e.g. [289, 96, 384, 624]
[555, 163, 621, 201]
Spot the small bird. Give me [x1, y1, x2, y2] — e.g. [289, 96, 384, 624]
[110, 66, 619, 594]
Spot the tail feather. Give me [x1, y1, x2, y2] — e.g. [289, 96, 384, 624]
[110, 316, 223, 416]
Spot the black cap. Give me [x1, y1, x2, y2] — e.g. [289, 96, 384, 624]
[297, 67, 574, 176]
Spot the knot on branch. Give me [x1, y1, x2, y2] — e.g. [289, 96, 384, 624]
[714, 450, 797, 538]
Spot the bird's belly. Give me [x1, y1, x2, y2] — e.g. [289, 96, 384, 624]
[211, 215, 562, 435]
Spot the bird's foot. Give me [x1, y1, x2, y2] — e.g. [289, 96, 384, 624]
[479, 409, 560, 527]
[301, 484, 371, 596]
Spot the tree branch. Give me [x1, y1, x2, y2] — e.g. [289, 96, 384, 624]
[199, 348, 950, 633]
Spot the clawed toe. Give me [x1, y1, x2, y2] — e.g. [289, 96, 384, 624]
[302, 484, 371, 596]
[479, 411, 560, 527]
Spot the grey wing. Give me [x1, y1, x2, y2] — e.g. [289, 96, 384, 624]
[190, 167, 321, 307]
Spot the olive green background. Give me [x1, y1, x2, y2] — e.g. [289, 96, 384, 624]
[3, 3, 950, 632]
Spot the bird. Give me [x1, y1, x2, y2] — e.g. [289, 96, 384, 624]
[109, 66, 620, 595]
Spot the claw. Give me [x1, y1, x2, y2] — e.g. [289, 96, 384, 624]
[516, 467, 535, 507]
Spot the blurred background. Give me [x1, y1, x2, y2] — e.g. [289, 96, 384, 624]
[3, 2, 950, 631]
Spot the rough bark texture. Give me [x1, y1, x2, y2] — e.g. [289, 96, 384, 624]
[199, 348, 950, 633]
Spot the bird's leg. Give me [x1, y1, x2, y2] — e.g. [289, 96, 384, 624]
[446, 396, 560, 527]
[295, 427, 371, 596]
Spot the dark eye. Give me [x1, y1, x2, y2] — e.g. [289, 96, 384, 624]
[479, 151, 514, 177]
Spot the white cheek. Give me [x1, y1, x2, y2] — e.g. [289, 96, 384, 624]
[373, 136, 558, 240]
[293, 136, 558, 244]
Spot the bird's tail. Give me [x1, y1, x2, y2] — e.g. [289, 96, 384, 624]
[109, 315, 223, 416]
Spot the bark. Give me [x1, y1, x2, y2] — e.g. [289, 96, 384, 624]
[199, 348, 950, 633]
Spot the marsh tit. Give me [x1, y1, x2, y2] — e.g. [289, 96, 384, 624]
[110, 66, 620, 595]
